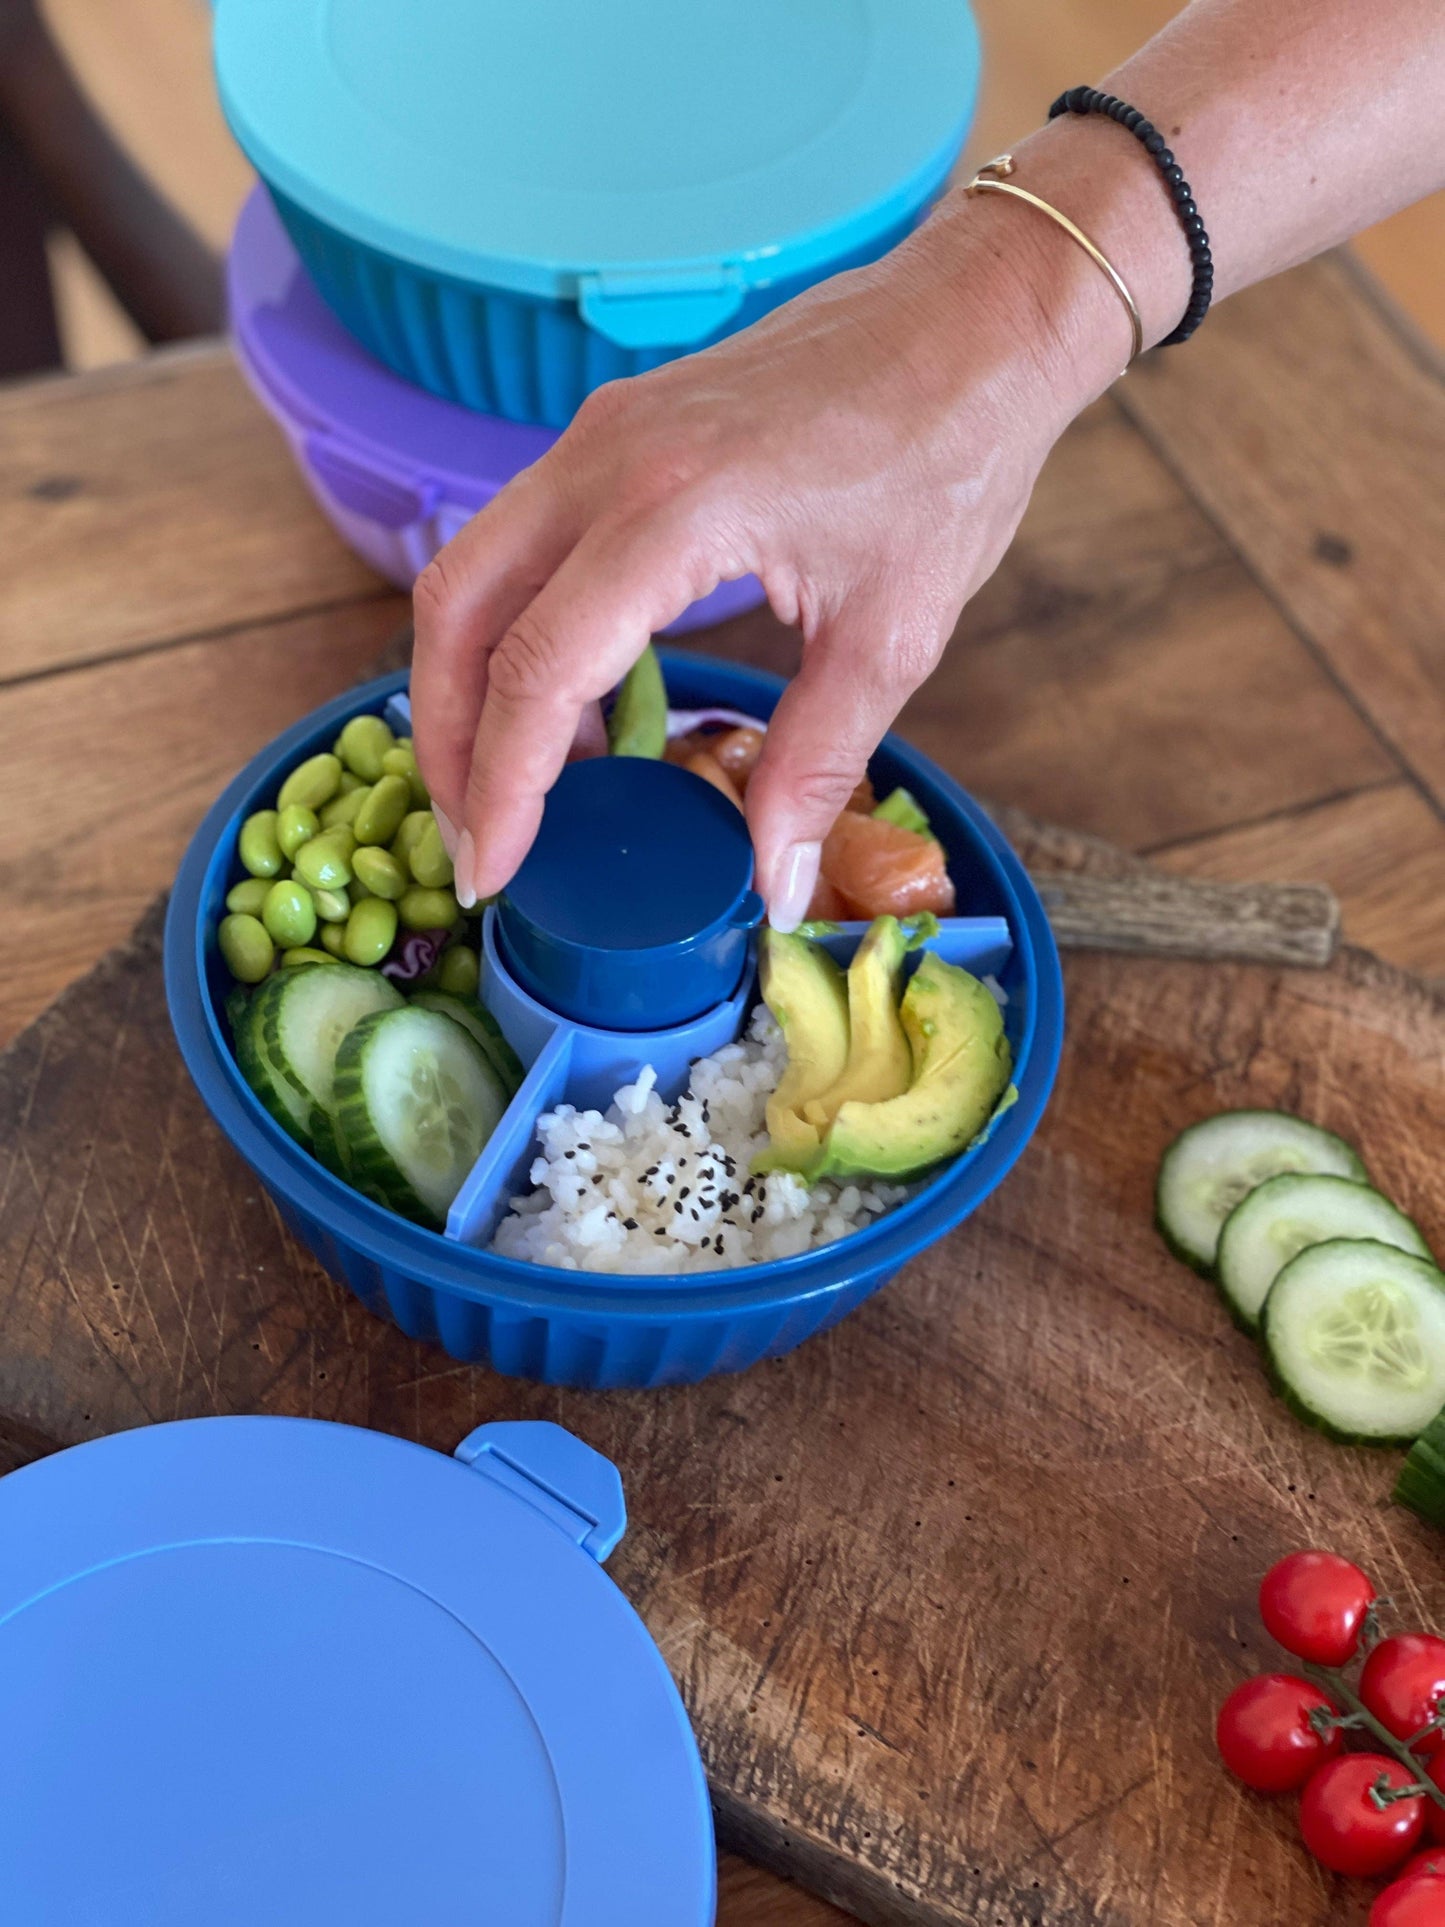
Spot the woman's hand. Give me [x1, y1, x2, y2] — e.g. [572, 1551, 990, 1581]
[411, 187, 1113, 926]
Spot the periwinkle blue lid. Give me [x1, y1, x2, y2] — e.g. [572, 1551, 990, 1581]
[215, 0, 980, 338]
[0, 1417, 715, 1925]
[498, 757, 762, 1030]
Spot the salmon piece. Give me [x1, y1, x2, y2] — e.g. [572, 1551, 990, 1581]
[709, 727, 765, 794]
[821, 810, 955, 919]
[805, 874, 851, 921]
[847, 774, 877, 814]
[682, 749, 744, 812]
[665, 730, 710, 767]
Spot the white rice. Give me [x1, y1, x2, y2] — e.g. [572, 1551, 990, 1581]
[490, 1005, 909, 1273]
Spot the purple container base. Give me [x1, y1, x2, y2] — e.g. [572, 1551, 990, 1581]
[228, 186, 765, 632]
[164, 657, 1064, 1390]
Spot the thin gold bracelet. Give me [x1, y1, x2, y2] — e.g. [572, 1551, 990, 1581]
[965, 154, 1143, 373]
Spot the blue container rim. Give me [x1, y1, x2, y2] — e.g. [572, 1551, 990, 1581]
[165, 653, 1063, 1322]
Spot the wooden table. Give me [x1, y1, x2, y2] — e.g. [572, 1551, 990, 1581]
[0, 253, 1442, 1923]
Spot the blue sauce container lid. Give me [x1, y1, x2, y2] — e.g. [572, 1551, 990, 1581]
[0, 1417, 715, 1925]
[498, 757, 762, 1031]
[214, 0, 980, 346]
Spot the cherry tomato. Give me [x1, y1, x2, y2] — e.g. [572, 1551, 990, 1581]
[1299, 1755, 1425, 1877]
[1259, 1551, 1376, 1666]
[1215, 1674, 1342, 1793]
[1425, 1756, 1445, 1845]
[1370, 1875, 1445, 1927]
[1362, 1636, 1445, 1758]
[1401, 1846, 1445, 1881]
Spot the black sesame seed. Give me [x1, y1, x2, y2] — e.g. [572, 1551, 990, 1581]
[690, 1208, 700, 1220]
[752, 1207, 764, 1222]
[678, 1186, 690, 1200]
[623, 1218, 638, 1230]
[564, 1149, 576, 1159]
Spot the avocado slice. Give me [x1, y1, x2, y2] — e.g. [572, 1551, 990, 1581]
[800, 916, 912, 1132]
[814, 952, 1013, 1185]
[756, 930, 850, 1172]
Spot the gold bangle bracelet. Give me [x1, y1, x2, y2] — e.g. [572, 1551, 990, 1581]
[965, 154, 1143, 373]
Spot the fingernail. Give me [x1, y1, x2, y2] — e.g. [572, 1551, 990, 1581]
[767, 841, 820, 933]
[431, 804, 459, 859]
[454, 828, 477, 910]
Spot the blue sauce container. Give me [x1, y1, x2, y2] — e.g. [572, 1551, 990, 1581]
[165, 653, 1063, 1389]
[498, 757, 764, 1031]
[0, 1416, 716, 1923]
[214, 0, 981, 427]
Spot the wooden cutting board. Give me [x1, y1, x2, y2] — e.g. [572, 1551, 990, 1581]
[1, 809, 1441, 1927]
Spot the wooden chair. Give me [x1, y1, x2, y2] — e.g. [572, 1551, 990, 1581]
[0, 0, 221, 377]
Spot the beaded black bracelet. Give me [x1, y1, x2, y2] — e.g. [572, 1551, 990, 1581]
[1048, 85, 1213, 346]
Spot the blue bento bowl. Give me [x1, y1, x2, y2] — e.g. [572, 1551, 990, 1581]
[165, 653, 1063, 1389]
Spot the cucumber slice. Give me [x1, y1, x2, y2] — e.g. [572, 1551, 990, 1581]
[1217, 1174, 1431, 1332]
[409, 989, 524, 1098]
[234, 976, 313, 1147]
[1156, 1110, 1367, 1273]
[308, 1103, 352, 1179]
[1395, 1408, 1445, 1527]
[261, 963, 402, 1114]
[1262, 1239, 1445, 1443]
[332, 1006, 509, 1226]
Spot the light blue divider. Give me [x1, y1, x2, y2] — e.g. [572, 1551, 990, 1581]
[396, 677, 1015, 1247]
[443, 908, 1014, 1249]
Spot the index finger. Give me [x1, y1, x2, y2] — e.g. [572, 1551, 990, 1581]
[410, 461, 578, 828]
[455, 515, 717, 903]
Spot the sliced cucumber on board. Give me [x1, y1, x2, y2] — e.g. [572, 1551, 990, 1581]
[409, 989, 524, 1098]
[261, 963, 402, 1114]
[1216, 1174, 1431, 1332]
[1262, 1239, 1445, 1443]
[1395, 1408, 1445, 1527]
[1156, 1111, 1367, 1273]
[333, 1006, 510, 1227]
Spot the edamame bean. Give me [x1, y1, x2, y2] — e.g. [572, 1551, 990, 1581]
[319, 788, 366, 831]
[381, 743, 428, 808]
[353, 773, 410, 846]
[225, 877, 271, 916]
[320, 922, 348, 958]
[338, 769, 366, 796]
[277, 752, 342, 813]
[277, 804, 320, 860]
[408, 816, 454, 889]
[434, 944, 480, 997]
[398, 886, 460, 932]
[281, 947, 338, 969]
[219, 913, 274, 983]
[238, 809, 283, 878]
[294, 830, 354, 891]
[343, 897, 399, 967]
[262, 879, 318, 948]
[389, 810, 431, 866]
[336, 713, 395, 782]
[352, 846, 408, 901]
[312, 886, 350, 923]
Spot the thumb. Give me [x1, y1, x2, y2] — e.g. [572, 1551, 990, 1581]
[744, 599, 942, 930]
